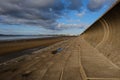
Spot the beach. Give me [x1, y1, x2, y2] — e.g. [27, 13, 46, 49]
[0, 36, 71, 56]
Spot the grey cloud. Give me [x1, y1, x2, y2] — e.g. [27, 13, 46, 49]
[0, 0, 65, 29]
[87, 0, 117, 11]
[87, 0, 107, 11]
[55, 23, 87, 30]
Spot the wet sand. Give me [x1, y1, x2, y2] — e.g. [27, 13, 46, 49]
[0, 36, 71, 56]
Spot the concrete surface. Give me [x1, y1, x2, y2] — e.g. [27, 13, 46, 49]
[83, 2, 120, 67]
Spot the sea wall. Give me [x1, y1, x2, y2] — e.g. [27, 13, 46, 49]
[83, 2, 120, 67]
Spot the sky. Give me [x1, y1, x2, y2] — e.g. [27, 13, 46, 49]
[0, 0, 117, 35]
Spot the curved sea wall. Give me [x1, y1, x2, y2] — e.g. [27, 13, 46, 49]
[83, 2, 120, 67]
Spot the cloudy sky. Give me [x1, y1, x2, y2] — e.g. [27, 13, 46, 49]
[0, 0, 117, 35]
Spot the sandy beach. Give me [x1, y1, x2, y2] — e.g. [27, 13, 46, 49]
[0, 36, 71, 56]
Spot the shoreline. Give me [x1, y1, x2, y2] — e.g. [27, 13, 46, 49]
[0, 36, 62, 43]
[0, 46, 45, 63]
[0, 36, 74, 56]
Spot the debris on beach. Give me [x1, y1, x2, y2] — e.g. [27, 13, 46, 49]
[52, 48, 63, 54]
[22, 70, 33, 77]
[22, 68, 36, 77]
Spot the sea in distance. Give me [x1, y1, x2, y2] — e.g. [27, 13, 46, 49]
[0, 35, 55, 41]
